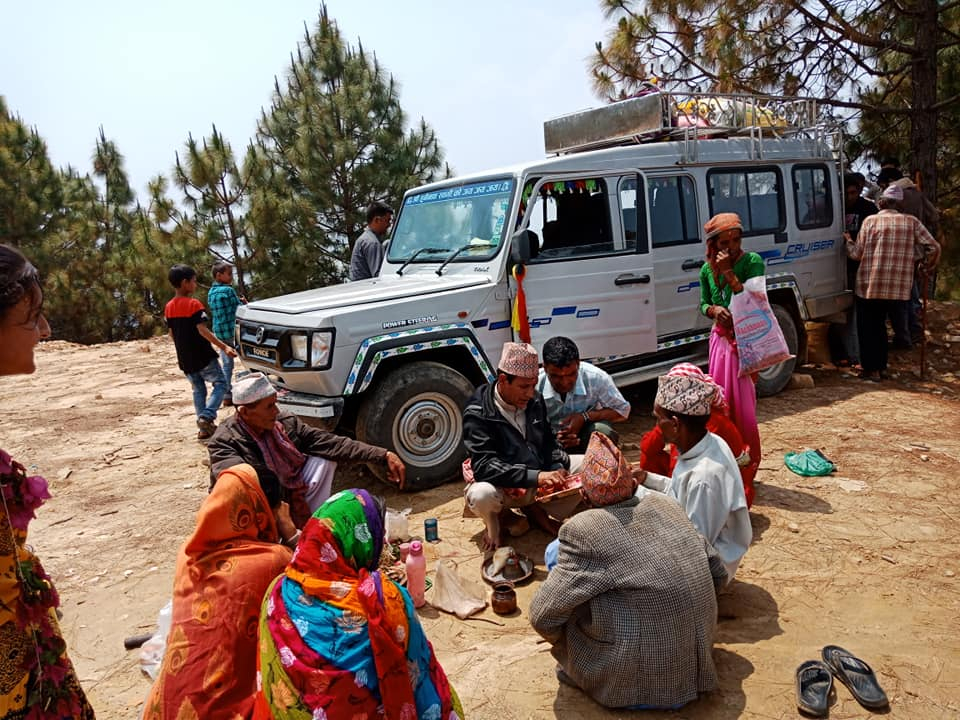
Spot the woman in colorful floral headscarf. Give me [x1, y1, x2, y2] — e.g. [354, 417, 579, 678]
[254, 488, 462, 720]
[0, 244, 95, 719]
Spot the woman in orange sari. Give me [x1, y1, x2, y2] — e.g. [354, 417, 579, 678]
[143, 464, 294, 719]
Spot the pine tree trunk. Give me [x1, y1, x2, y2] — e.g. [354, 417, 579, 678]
[910, 0, 939, 202]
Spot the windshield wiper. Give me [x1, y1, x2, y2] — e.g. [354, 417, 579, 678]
[396, 247, 446, 276]
[436, 240, 495, 276]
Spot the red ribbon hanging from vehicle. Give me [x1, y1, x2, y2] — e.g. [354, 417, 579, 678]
[511, 264, 531, 343]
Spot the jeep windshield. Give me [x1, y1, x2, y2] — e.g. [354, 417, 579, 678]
[386, 177, 515, 266]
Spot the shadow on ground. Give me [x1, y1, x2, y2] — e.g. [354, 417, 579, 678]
[548, 647, 753, 719]
[753, 482, 833, 514]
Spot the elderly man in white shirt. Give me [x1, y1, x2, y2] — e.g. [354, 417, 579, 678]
[634, 369, 752, 582]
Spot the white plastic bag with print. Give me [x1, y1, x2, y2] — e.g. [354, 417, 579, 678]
[729, 275, 793, 377]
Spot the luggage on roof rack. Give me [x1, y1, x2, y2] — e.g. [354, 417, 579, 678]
[543, 88, 826, 155]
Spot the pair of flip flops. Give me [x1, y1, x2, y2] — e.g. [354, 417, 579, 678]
[796, 646, 888, 716]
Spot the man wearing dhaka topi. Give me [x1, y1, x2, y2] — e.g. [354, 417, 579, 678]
[462, 342, 584, 549]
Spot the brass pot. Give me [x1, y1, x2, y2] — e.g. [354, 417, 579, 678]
[491, 582, 517, 615]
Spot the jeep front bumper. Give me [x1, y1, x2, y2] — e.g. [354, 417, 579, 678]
[276, 389, 345, 426]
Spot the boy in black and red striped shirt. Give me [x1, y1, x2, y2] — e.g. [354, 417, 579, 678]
[165, 264, 237, 439]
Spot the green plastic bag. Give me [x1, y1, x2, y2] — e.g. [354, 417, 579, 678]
[784, 449, 836, 476]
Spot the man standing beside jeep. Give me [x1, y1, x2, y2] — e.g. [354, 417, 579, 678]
[349, 201, 394, 280]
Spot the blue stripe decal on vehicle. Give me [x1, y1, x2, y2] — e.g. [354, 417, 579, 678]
[576, 309, 600, 319]
[677, 281, 700, 293]
[552, 306, 577, 316]
[471, 318, 489, 328]
[489, 320, 511, 331]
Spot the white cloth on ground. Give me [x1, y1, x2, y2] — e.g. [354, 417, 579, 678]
[638, 432, 751, 581]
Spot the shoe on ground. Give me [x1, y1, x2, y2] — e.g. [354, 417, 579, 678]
[821, 645, 888, 710]
[196, 417, 217, 438]
[222, 395, 233, 407]
[795, 660, 832, 716]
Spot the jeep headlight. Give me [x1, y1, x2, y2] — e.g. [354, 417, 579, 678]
[290, 334, 308, 363]
[311, 331, 333, 368]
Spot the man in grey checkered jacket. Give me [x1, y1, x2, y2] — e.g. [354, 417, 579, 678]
[530, 433, 726, 710]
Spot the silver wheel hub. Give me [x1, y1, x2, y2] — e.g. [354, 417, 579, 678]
[392, 392, 462, 467]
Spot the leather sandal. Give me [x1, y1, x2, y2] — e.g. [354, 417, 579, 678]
[821, 645, 888, 710]
[795, 660, 833, 716]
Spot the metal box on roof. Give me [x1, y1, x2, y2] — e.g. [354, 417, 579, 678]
[543, 93, 666, 154]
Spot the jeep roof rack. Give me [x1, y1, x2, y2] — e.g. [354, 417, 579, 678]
[543, 88, 839, 160]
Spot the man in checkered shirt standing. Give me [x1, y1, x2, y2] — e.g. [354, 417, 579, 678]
[846, 184, 940, 382]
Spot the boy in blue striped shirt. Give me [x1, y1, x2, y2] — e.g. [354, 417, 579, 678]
[207, 262, 245, 405]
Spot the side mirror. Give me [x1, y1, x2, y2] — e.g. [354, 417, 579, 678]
[510, 229, 537, 265]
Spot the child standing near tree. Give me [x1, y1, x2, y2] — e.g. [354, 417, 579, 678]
[165, 264, 236, 440]
[207, 261, 246, 406]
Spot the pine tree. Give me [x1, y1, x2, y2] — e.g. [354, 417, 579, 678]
[174, 127, 253, 297]
[590, 0, 960, 205]
[0, 97, 63, 253]
[134, 174, 211, 332]
[249, 4, 447, 296]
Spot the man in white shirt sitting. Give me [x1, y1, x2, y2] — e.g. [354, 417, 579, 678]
[635, 368, 752, 582]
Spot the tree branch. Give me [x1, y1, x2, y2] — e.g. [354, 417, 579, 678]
[794, 0, 919, 55]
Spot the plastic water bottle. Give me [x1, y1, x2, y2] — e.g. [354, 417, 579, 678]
[405, 540, 427, 608]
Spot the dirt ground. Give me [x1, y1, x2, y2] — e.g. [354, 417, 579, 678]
[3, 305, 960, 719]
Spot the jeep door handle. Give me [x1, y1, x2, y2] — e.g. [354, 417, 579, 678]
[681, 259, 702, 271]
[614, 274, 651, 286]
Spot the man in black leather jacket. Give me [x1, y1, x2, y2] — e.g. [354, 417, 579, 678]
[463, 342, 583, 549]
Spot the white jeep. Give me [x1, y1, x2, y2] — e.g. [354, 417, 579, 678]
[236, 91, 850, 489]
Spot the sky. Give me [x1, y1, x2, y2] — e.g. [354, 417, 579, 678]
[2, 1, 614, 201]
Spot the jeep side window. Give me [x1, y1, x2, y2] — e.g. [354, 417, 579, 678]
[618, 176, 649, 253]
[647, 175, 699, 247]
[793, 164, 833, 228]
[707, 168, 784, 235]
[525, 178, 618, 261]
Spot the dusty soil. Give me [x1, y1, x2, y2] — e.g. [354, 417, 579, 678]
[3, 304, 960, 719]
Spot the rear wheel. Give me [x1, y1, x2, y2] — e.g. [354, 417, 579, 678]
[356, 361, 475, 490]
[755, 303, 799, 397]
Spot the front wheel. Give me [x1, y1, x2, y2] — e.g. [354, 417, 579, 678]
[755, 303, 799, 397]
[356, 361, 476, 491]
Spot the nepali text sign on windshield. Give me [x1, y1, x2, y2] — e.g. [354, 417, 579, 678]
[389, 178, 515, 263]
